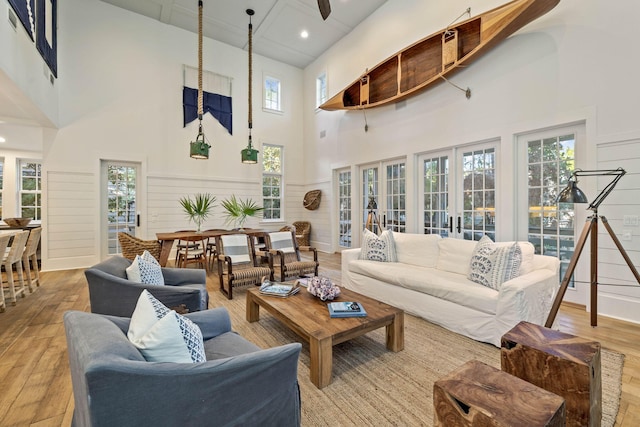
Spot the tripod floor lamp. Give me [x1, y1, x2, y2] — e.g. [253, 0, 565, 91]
[545, 167, 640, 328]
[365, 196, 382, 235]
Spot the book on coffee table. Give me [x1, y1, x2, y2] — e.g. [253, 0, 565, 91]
[259, 280, 300, 298]
[327, 301, 367, 318]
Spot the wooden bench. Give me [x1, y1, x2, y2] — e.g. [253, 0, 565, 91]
[434, 360, 565, 426]
[501, 321, 601, 427]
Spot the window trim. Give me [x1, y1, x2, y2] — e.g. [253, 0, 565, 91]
[18, 159, 43, 223]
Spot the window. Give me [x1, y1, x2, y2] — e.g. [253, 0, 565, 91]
[338, 170, 351, 248]
[461, 147, 496, 241]
[19, 160, 42, 221]
[105, 163, 137, 255]
[526, 133, 576, 284]
[316, 72, 327, 108]
[362, 167, 379, 233]
[264, 76, 282, 112]
[422, 155, 449, 236]
[262, 145, 282, 220]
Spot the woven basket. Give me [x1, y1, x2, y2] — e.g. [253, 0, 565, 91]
[303, 190, 321, 210]
[118, 232, 162, 261]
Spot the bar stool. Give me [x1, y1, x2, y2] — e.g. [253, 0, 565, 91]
[2, 230, 30, 305]
[22, 227, 42, 291]
[0, 234, 13, 312]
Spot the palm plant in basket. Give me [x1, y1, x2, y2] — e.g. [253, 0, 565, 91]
[179, 193, 216, 233]
[221, 195, 263, 230]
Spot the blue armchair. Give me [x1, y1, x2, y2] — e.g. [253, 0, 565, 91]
[85, 256, 208, 317]
[64, 309, 301, 427]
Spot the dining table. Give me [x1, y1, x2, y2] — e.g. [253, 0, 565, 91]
[155, 229, 266, 267]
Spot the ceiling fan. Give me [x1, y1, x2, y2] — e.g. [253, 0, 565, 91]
[317, 0, 331, 20]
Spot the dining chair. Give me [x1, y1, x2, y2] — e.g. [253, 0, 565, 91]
[204, 229, 227, 270]
[174, 230, 201, 266]
[216, 234, 273, 299]
[0, 234, 13, 312]
[2, 230, 30, 305]
[176, 234, 208, 270]
[22, 227, 42, 291]
[263, 229, 318, 282]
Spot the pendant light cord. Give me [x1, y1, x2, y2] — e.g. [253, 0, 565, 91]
[197, 0, 203, 120]
[248, 11, 253, 137]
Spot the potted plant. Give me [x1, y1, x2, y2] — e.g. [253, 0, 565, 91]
[179, 193, 216, 233]
[221, 195, 263, 230]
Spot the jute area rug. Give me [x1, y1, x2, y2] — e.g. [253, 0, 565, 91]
[210, 286, 624, 426]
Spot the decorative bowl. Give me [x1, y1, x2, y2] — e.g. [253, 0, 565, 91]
[3, 217, 32, 227]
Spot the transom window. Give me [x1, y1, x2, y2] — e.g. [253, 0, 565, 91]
[316, 72, 327, 108]
[264, 76, 282, 112]
[262, 145, 282, 220]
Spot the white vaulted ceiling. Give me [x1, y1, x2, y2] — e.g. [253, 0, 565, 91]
[98, 0, 388, 69]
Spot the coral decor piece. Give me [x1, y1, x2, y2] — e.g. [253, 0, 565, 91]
[307, 276, 340, 301]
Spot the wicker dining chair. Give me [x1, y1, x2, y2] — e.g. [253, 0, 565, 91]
[117, 232, 162, 262]
[279, 221, 311, 247]
[22, 227, 42, 291]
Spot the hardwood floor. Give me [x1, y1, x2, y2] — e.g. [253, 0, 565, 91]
[0, 251, 639, 426]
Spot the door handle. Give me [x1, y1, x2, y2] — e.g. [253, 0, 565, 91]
[383, 214, 386, 228]
[136, 213, 140, 227]
[457, 216, 462, 233]
[449, 216, 453, 233]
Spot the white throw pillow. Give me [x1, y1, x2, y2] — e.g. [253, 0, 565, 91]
[126, 251, 164, 285]
[359, 228, 397, 262]
[128, 290, 206, 363]
[468, 235, 522, 291]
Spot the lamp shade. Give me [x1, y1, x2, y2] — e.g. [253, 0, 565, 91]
[557, 180, 588, 204]
[241, 146, 258, 163]
[190, 131, 210, 159]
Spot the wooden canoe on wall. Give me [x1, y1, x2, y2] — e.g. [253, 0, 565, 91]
[319, 0, 560, 111]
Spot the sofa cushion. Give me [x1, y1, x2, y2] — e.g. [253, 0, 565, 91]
[436, 238, 479, 275]
[393, 232, 441, 268]
[468, 236, 522, 290]
[348, 260, 499, 314]
[128, 290, 205, 363]
[359, 229, 397, 262]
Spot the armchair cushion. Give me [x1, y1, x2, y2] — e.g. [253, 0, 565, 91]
[85, 256, 208, 317]
[128, 290, 205, 363]
[125, 251, 164, 285]
[64, 309, 302, 427]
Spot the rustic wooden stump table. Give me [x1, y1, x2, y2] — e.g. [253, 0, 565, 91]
[501, 321, 601, 427]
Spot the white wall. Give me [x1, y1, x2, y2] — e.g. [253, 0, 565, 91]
[0, 2, 58, 127]
[35, 0, 304, 270]
[303, 0, 640, 322]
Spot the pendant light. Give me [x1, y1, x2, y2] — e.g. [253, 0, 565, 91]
[189, 0, 211, 159]
[241, 8, 259, 164]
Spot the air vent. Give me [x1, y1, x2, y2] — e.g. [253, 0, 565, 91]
[320, 130, 326, 138]
[8, 8, 17, 30]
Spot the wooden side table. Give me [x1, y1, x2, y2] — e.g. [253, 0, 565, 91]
[434, 360, 565, 426]
[501, 321, 601, 427]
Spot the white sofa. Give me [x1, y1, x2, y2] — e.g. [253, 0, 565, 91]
[341, 233, 560, 346]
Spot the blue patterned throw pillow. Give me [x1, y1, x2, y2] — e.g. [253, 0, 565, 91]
[128, 290, 206, 363]
[468, 235, 522, 291]
[126, 250, 164, 285]
[359, 228, 397, 262]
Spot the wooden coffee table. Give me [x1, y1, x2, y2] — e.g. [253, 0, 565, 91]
[246, 286, 404, 389]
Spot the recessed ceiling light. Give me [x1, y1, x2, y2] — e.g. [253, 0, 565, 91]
[300, 30, 309, 39]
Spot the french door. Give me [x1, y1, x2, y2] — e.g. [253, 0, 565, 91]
[101, 161, 140, 257]
[419, 141, 498, 240]
[360, 159, 406, 235]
